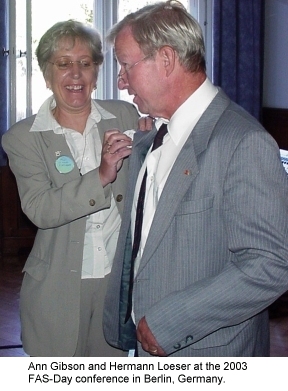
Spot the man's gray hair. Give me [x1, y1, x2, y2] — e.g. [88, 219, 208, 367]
[107, 0, 206, 73]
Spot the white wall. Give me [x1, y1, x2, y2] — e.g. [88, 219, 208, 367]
[263, 0, 288, 108]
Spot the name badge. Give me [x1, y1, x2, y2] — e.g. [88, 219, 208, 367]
[55, 156, 75, 174]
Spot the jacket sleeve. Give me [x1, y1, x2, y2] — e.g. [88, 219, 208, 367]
[2, 101, 139, 229]
[145, 129, 288, 355]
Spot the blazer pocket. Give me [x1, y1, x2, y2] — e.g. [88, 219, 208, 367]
[23, 254, 50, 281]
[175, 195, 214, 216]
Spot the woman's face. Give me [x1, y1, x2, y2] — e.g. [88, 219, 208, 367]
[45, 38, 98, 115]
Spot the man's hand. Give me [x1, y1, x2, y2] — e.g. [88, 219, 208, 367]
[137, 317, 167, 356]
[99, 129, 132, 187]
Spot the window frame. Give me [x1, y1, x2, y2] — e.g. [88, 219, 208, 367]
[94, 0, 118, 100]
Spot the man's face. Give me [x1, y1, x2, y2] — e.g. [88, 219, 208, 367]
[115, 27, 167, 117]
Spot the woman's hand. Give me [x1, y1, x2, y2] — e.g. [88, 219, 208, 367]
[138, 116, 153, 132]
[99, 129, 132, 187]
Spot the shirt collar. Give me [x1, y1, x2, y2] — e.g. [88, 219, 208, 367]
[29, 95, 116, 132]
[155, 78, 218, 145]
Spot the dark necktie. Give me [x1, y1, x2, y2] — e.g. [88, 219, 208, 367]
[125, 123, 168, 322]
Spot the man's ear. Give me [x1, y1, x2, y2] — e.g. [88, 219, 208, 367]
[159, 45, 176, 76]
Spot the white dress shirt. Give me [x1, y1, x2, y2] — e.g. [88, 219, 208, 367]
[131, 78, 219, 276]
[30, 96, 120, 279]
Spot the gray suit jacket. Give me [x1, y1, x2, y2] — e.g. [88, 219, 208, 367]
[104, 89, 288, 356]
[2, 99, 139, 356]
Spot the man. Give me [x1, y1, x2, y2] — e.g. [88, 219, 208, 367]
[103, 0, 288, 357]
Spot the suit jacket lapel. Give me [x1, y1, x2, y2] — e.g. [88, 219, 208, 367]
[138, 89, 230, 271]
[138, 134, 199, 269]
[41, 131, 80, 182]
[133, 127, 157, 163]
[40, 115, 113, 181]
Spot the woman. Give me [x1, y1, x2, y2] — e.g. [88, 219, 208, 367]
[2, 20, 145, 357]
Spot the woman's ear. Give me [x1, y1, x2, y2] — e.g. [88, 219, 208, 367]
[45, 79, 51, 90]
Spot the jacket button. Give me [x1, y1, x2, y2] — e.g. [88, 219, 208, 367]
[116, 194, 123, 202]
[89, 199, 96, 206]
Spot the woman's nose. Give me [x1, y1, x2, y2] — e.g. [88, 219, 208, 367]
[70, 62, 82, 77]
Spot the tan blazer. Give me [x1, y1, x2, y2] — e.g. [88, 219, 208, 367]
[2, 99, 139, 356]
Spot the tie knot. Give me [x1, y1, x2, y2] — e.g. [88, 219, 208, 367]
[151, 123, 168, 151]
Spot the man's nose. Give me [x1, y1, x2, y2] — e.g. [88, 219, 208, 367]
[117, 76, 129, 90]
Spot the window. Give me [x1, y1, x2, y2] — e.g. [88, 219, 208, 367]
[8, 0, 212, 127]
[8, 0, 94, 125]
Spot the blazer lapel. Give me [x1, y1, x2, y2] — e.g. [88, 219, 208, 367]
[133, 127, 157, 163]
[39, 117, 123, 185]
[138, 89, 230, 271]
[138, 135, 199, 269]
[41, 130, 80, 182]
